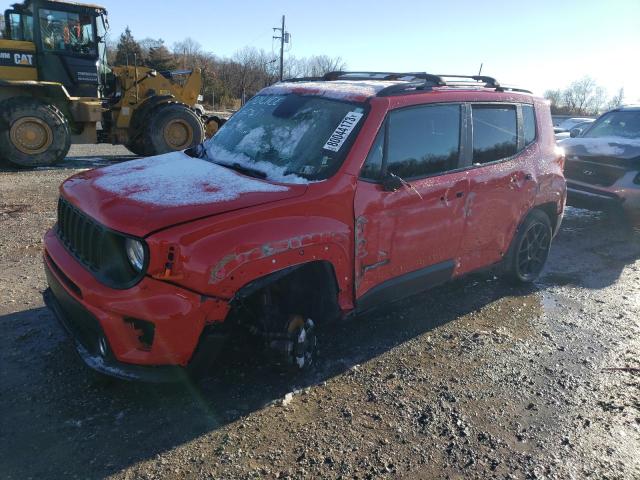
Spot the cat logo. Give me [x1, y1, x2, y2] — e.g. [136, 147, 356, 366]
[13, 53, 33, 66]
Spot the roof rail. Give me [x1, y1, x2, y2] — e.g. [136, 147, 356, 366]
[280, 71, 532, 96]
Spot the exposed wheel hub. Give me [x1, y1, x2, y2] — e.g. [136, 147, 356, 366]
[10, 117, 53, 154]
[287, 316, 317, 369]
[163, 119, 193, 150]
[267, 315, 317, 369]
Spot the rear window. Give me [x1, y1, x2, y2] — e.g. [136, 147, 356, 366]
[472, 105, 517, 164]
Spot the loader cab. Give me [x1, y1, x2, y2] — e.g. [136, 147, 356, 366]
[3, 0, 107, 96]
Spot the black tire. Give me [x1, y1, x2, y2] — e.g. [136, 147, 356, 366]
[142, 103, 204, 156]
[502, 209, 553, 284]
[0, 97, 70, 167]
[125, 138, 148, 157]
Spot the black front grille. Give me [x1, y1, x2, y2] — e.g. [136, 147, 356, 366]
[564, 158, 627, 187]
[57, 197, 104, 272]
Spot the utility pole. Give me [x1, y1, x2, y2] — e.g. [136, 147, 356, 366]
[273, 15, 289, 82]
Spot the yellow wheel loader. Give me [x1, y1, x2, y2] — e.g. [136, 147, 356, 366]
[0, 0, 219, 167]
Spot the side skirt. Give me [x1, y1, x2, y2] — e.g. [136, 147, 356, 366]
[355, 260, 455, 314]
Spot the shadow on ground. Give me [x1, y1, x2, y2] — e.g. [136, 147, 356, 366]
[0, 207, 638, 479]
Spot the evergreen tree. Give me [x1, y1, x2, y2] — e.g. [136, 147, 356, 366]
[147, 44, 176, 72]
[115, 27, 143, 66]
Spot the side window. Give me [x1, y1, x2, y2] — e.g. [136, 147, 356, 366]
[471, 105, 517, 164]
[386, 104, 460, 178]
[522, 104, 536, 146]
[360, 127, 384, 180]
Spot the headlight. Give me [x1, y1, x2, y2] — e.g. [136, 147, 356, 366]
[125, 238, 145, 272]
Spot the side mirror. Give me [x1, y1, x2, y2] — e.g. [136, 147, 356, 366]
[382, 172, 403, 192]
[569, 127, 582, 138]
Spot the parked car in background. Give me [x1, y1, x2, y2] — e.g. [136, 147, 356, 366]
[557, 117, 594, 131]
[560, 105, 640, 223]
[554, 120, 594, 141]
[42, 72, 566, 381]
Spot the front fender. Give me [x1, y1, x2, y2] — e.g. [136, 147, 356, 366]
[147, 215, 355, 319]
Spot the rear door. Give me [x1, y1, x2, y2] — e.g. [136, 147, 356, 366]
[458, 103, 538, 274]
[353, 103, 470, 310]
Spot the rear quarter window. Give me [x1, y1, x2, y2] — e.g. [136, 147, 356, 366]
[472, 105, 517, 164]
[522, 104, 536, 146]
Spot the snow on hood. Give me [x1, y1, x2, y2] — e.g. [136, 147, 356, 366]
[261, 80, 403, 102]
[559, 136, 640, 157]
[93, 151, 288, 207]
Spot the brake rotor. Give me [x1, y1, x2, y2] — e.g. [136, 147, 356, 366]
[286, 315, 316, 369]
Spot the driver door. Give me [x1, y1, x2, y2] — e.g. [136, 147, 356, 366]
[354, 103, 469, 311]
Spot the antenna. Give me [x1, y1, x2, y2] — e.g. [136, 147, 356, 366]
[478, 62, 483, 75]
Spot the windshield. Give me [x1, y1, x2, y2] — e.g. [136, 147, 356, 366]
[39, 8, 97, 56]
[583, 111, 640, 139]
[203, 94, 367, 183]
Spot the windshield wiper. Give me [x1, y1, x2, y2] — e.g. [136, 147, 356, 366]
[196, 148, 268, 179]
[225, 162, 267, 179]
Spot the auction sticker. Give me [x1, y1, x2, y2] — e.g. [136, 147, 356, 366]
[323, 111, 364, 152]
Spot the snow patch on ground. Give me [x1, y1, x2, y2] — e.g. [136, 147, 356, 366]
[93, 151, 288, 206]
[261, 80, 404, 101]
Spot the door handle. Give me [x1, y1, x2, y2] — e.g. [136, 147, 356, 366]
[455, 191, 465, 198]
[524, 174, 533, 181]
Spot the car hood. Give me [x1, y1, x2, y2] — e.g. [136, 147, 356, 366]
[559, 136, 640, 161]
[60, 151, 308, 237]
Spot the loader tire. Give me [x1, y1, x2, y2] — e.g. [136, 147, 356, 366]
[0, 97, 71, 168]
[144, 103, 204, 155]
[125, 138, 148, 157]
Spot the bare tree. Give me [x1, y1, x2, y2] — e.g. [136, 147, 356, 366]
[283, 55, 347, 78]
[173, 37, 203, 69]
[561, 77, 606, 115]
[606, 87, 625, 110]
[544, 89, 563, 112]
[307, 55, 346, 76]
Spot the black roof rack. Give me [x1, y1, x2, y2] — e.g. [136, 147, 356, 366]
[280, 71, 532, 96]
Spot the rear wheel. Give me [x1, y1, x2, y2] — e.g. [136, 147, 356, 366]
[0, 97, 70, 167]
[143, 103, 204, 155]
[503, 210, 552, 284]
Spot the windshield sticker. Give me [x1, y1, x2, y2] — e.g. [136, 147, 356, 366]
[323, 111, 364, 152]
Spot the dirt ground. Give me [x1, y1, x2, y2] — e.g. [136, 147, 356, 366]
[1, 145, 639, 479]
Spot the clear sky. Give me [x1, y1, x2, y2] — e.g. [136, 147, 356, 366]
[103, 0, 640, 102]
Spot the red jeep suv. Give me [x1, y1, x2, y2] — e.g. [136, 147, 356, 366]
[43, 72, 566, 381]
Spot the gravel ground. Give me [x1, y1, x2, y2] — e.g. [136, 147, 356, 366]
[1, 145, 639, 479]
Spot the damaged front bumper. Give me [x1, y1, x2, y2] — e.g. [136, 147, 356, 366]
[43, 279, 188, 383]
[42, 228, 230, 382]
